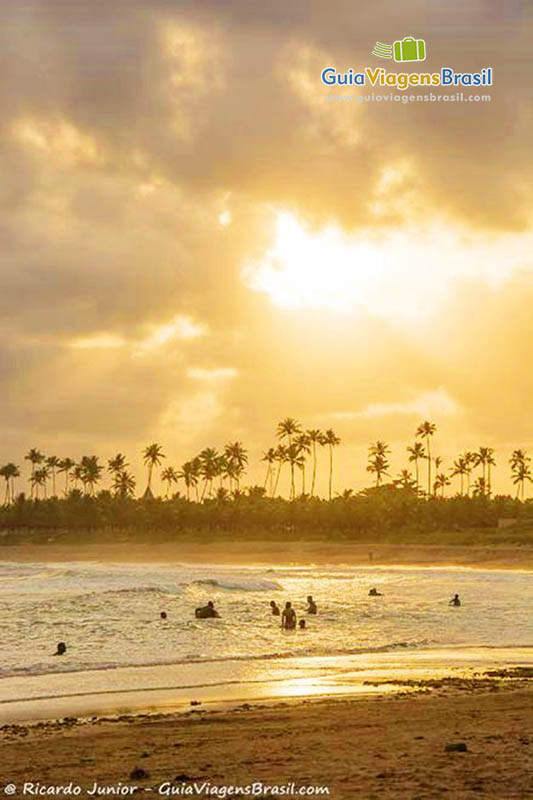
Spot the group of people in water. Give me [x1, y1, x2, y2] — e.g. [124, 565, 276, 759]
[52, 590, 462, 656]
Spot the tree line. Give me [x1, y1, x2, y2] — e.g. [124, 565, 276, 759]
[0, 418, 532, 507]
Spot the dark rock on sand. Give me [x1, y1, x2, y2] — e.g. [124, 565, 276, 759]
[445, 742, 468, 752]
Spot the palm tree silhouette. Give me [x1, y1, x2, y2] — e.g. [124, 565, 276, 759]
[510, 449, 531, 500]
[224, 442, 248, 491]
[31, 466, 49, 499]
[0, 463, 19, 505]
[415, 421, 436, 497]
[294, 433, 311, 496]
[407, 442, 426, 494]
[367, 441, 390, 487]
[113, 470, 136, 498]
[276, 418, 302, 499]
[450, 456, 468, 495]
[108, 453, 129, 479]
[272, 444, 288, 497]
[261, 448, 277, 496]
[198, 447, 219, 499]
[433, 472, 450, 497]
[25, 449, 44, 499]
[287, 443, 306, 499]
[161, 466, 179, 498]
[323, 429, 341, 500]
[307, 429, 324, 496]
[79, 456, 103, 496]
[178, 461, 199, 501]
[393, 469, 416, 490]
[58, 458, 76, 495]
[46, 456, 61, 497]
[143, 443, 165, 494]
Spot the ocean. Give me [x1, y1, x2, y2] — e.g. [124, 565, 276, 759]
[1, 560, 531, 720]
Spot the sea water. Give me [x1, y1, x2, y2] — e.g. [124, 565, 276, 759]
[1, 561, 531, 682]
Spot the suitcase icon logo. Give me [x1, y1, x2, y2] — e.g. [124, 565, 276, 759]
[393, 37, 426, 62]
[372, 37, 426, 62]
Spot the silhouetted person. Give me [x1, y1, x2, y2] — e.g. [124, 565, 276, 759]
[54, 642, 66, 656]
[195, 600, 220, 619]
[160, 611, 167, 619]
[449, 594, 461, 607]
[281, 602, 296, 630]
[270, 600, 280, 616]
[369, 588, 383, 597]
[306, 595, 317, 614]
[298, 619, 306, 629]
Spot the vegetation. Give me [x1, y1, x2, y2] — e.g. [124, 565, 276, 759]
[0, 419, 532, 543]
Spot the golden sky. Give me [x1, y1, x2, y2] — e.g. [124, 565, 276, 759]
[1, 0, 532, 495]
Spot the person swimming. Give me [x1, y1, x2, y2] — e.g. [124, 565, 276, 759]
[195, 600, 220, 619]
[449, 594, 461, 607]
[298, 619, 306, 629]
[53, 642, 66, 656]
[281, 601, 297, 630]
[368, 588, 383, 596]
[270, 600, 280, 616]
[306, 595, 317, 614]
[160, 611, 167, 619]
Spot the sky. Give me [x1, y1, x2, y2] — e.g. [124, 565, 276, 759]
[1, 0, 532, 497]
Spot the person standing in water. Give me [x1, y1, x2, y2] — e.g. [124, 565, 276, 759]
[306, 595, 317, 614]
[449, 594, 461, 607]
[270, 600, 280, 616]
[281, 601, 297, 629]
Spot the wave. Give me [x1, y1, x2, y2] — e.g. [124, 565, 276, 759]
[0, 639, 434, 680]
[191, 578, 281, 592]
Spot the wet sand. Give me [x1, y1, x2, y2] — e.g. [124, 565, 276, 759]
[2, 680, 532, 799]
[1, 540, 533, 569]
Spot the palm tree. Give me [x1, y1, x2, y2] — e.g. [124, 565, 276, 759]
[294, 433, 311, 496]
[113, 470, 136, 498]
[224, 442, 248, 491]
[393, 469, 416, 490]
[31, 466, 49, 499]
[178, 461, 199, 501]
[46, 456, 61, 497]
[486, 448, 496, 497]
[323, 429, 341, 500]
[474, 447, 494, 496]
[71, 463, 84, 491]
[276, 418, 302, 499]
[143, 443, 165, 494]
[287, 443, 306, 499]
[58, 458, 76, 495]
[307, 429, 324, 496]
[272, 444, 288, 497]
[0, 463, 20, 505]
[463, 451, 476, 495]
[406, 442, 426, 493]
[261, 448, 277, 496]
[450, 457, 468, 495]
[79, 456, 103, 495]
[510, 450, 531, 500]
[161, 466, 179, 498]
[25, 449, 44, 498]
[198, 448, 219, 499]
[367, 441, 390, 487]
[433, 472, 450, 497]
[415, 421, 436, 497]
[108, 453, 129, 480]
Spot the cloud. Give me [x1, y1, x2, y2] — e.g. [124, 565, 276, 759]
[0, 0, 531, 495]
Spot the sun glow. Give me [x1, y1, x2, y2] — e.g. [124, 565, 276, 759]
[245, 212, 533, 320]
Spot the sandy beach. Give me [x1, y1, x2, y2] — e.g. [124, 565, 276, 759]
[2, 679, 532, 799]
[2, 541, 533, 570]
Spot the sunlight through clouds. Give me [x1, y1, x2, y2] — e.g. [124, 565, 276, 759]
[244, 211, 533, 320]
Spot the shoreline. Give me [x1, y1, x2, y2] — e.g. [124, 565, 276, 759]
[2, 677, 532, 799]
[1, 540, 533, 569]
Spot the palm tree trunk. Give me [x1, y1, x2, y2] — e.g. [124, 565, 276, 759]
[273, 462, 282, 496]
[426, 437, 431, 497]
[311, 443, 317, 496]
[328, 446, 333, 501]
